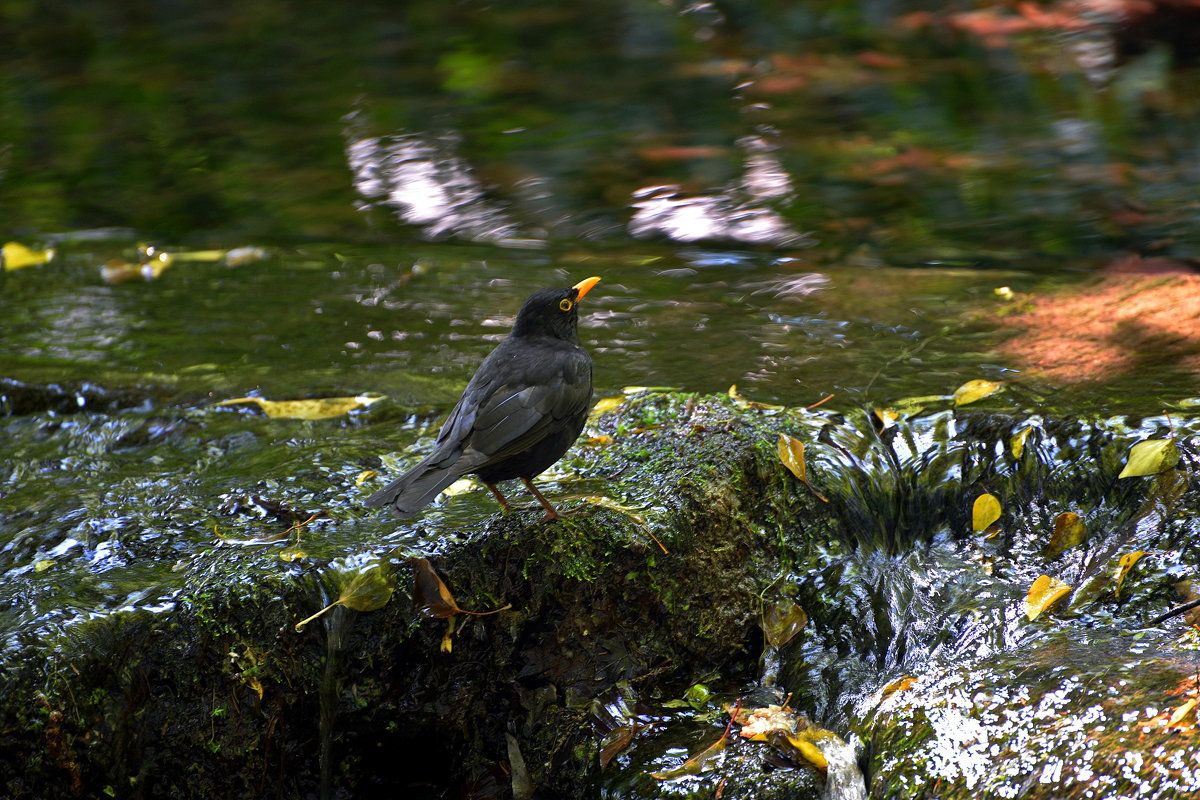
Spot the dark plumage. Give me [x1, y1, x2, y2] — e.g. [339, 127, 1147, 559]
[364, 276, 601, 521]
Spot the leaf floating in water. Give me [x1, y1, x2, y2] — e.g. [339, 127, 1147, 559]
[412, 558, 511, 619]
[1024, 575, 1072, 621]
[294, 562, 396, 631]
[952, 379, 1002, 406]
[776, 434, 829, 503]
[354, 469, 379, 486]
[213, 393, 385, 419]
[1118, 438, 1179, 478]
[1043, 512, 1086, 559]
[1114, 551, 1151, 598]
[971, 493, 1002, 532]
[762, 601, 808, 649]
[1010, 426, 1032, 459]
[34, 559, 55, 572]
[2, 241, 54, 271]
[736, 703, 798, 741]
[729, 384, 784, 412]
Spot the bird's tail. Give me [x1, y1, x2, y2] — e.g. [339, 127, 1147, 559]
[363, 457, 462, 517]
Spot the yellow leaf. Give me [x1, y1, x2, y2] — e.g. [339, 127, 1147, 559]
[440, 478, 478, 497]
[441, 618, 455, 653]
[880, 676, 918, 701]
[729, 384, 784, 411]
[776, 434, 829, 503]
[994, 286, 1015, 301]
[278, 547, 307, 562]
[762, 601, 808, 649]
[591, 396, 626, 415]
[972, 493, 1001, 532]
[1167, 698, 1198, 729]
[1025, 575, 1072, 621]
[214, 393, 385, 419]
[777, 434, 807, 481]
[245, 676, 264, 701]
[2, 242, 54, 271]
[584, 435, 613, 445]
[1010, 426, 1032, 459]
[295, 563, 395, 630]
[872, 408, 900, 429]
[354, 470, 379, 486]
[953, 379, 1002, 406]
[767, 729, 828, 772]
[1118, 439, 1179, 478]
[1114, 551, 1150, 598]
[1043, 512, 1086, 559]
[34, 559, 55, 572]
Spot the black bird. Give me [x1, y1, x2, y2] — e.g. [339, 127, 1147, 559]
[364, 276, 601, 522]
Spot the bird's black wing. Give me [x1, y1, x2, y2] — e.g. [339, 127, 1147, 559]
[454, 345, 592, 470]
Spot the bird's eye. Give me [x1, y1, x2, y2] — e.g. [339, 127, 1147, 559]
[559, 298, 573, 311]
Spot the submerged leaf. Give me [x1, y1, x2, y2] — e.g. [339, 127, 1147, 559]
[214, 393, 385, 419]
[354, 469, 379, 486]
[1025, 575, 1072, 621]
[952, 379, 1002, 406]
[1114, 551, 1151, 598]
[1010, 426, 1032, 459]
[762, 601, 808, 649]
[879, 676, 918, 702]
[971, 493, 1002, 532]
[600, 725, 635, 769]
[1043, 512, 1086, 559]
[650, 733, 728, 780]
[1118, 438, 1179, 478]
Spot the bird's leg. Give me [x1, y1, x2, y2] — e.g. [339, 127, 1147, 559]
[520, 478, 561, 523]
[486, 483, 514, 515]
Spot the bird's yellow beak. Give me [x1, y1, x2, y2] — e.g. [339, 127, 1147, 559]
[572, 276, 601, 299]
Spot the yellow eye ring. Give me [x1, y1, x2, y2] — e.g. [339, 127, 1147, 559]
[559, 298, 574, 311]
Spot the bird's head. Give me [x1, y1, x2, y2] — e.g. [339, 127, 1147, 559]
[511, 276, 601, 341]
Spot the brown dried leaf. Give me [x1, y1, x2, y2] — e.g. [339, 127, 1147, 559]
[1043, 512, 1086, 559]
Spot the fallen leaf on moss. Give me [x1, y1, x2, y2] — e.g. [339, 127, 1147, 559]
[729, 384, 784, 411]
[1025, 575, 1072, 621]
[777, 434, 828, 502]
[413, 558, 510, 619]
[214, 393, 385, 419]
